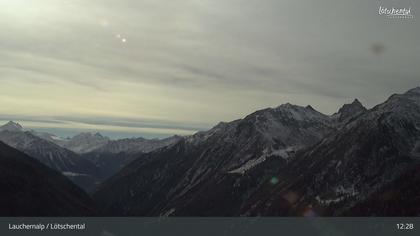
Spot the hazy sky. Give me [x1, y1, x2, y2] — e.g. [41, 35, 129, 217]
[0, 0, 419, 138]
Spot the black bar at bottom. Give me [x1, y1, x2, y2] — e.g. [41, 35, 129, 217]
[0, 217, 419, 236]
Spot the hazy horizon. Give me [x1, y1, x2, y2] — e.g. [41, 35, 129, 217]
[1, 0, 418, 138]
[0, 96, 370, 139]
[0, 86, 417, 139]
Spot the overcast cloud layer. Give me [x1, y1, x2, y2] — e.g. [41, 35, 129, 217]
[0, 0, 419, 138]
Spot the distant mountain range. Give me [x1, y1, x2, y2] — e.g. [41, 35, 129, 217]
[0, 123, 101, 191]
[0, 122, 182, 192]
[93, 87, 420, 216]
[1, 87, 419, 216]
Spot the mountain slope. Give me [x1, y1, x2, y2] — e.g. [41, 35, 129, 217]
[93, 104, 336, 216]
[91, 135, 182, 154]
[31, 129, 183, 183]
[81, 152, 141, 182]
[80, 135, 182, 181]
[94, 87, 420, 216]
[0, 141, 95, 216]
[243, 87, 420, 216]
[343, 163, 420, 216]
[0, 125, 101, 192]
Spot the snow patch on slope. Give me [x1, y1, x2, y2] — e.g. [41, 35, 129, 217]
[228, 147, 295, 174]
[228, 155, 267, 174]
[62, 172, 88, 177]
[315, 185, 359, 206]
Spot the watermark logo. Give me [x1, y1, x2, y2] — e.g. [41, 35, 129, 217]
[379, 6, 414, 19]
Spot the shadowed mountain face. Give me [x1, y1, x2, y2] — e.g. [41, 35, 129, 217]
[93, 102, 337, 215]
[94, 87, 420, 216]
[0, 127, 101, 192]
[0, 141, 95, 216]
[86, 136, 183, 155]
[80, 135, 183, 181]
[42, 131, 182, 156]
[0, 123, 184, 192]
[343, 163, 420, 216]
[331, 99, 367, 124]
[244, 87, 420, 216]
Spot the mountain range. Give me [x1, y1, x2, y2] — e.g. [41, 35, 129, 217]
[1, 87, 419, 216]
[0, 122, 182, 192]
[0, 123, 101, 191]
[93, 87, 420, 216]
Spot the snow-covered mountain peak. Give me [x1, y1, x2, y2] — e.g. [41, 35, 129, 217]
[330, 98, 367, 124]
[73, 132, 108, 139]
[62, 132, 110, 154]
[405, 86, 420, 95]
[30, 130, 67, 143]
[402, 87, 420, 106]
[351, 98, 363, 106]
[90, 135, 183, 154]
[338, 99, 365, 113]
[305, 105, 316, 111]
[275, 102, 303, 111]
[272, 103, 328, 121]
[93, 132, 105, 138]
[374, 87, 420, 114]
[189, 102, 332, 146]
[93, 87, 420, 216]
[275, 102, 317, 112]
[0, 121, 24, 132]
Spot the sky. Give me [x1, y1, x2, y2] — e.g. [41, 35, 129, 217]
[0, 0, 419, 138]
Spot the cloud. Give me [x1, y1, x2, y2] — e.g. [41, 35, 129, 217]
[0, 0, 419, 137]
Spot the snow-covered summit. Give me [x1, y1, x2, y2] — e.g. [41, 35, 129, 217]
[405, 86, 420, 95]
[370, 87, 420, 115]
[31, 131, 67, 144]
[0, 121, 24, 132]
[273, 103, 329, 121]
[72, 132, 109, 141]
[332, 99, 367, 123]
[337, 99, 365, 113]
[62, 132, 110, 154]
[92, 135, 183, 154]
